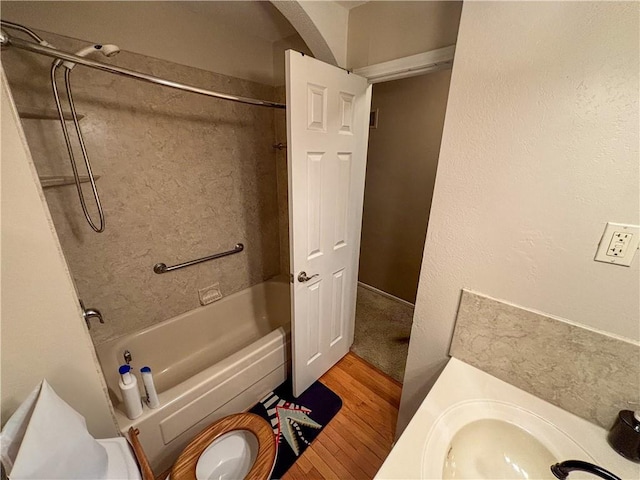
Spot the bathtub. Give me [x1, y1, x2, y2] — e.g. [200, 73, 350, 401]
[95, 278, 291, 475]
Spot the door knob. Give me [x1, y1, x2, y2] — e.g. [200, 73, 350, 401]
[298, 271, 319, 283]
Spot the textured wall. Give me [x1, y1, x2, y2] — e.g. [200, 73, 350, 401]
[3, 30, 282, 345]
[451, 290, 640, 429]
[398, 1, 639, 434]
[272, 35, 314, 87]
[359, 71, 452, 303]
[347, 1, 462, 69]
[1, 70, 116, 437]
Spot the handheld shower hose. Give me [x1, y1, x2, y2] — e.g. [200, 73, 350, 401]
[50, 42, 121, 232]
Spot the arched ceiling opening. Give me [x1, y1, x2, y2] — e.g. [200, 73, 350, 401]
[270, 1, 338, 66]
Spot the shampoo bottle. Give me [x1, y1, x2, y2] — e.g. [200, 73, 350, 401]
[140, 366, 160, 409]
[118, 365, 143, 420]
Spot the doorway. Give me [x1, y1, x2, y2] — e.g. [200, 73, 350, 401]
[351, 68, 454, 382]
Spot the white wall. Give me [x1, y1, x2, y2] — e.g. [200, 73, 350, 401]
[399, 1, 639, 433]
[1, 1, 301, 86]
[359, 71, 452, 303]
[1, 70, 117, 437]
[271, 0, 349, 67]
[273, 33, 314, 86]
[347, 1, 462, 69]
[297, 1, 349, 67]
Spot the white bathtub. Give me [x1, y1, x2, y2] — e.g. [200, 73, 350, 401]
[95, 278, 291, 475]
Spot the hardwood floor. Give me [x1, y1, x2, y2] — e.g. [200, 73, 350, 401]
[156, 353, 401, 480]
[282, 352, 402, 480]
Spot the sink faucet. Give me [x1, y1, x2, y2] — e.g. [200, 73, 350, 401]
[80, 300, 104, 329]
[551, 460, 621, 480]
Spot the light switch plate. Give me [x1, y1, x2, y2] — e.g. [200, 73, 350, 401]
[594, 222, 640, 267]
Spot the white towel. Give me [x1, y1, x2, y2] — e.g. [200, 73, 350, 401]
[0, 380, 108, 479]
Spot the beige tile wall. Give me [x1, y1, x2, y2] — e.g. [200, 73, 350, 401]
[450, 290, 640, 429]
[3, 30, 283, 345]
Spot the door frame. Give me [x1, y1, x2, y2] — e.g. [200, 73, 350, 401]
[353, 45, 455, 84]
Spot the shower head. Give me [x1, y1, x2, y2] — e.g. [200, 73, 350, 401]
[62, 43, 121, 70]
[97, 44, 120, 57]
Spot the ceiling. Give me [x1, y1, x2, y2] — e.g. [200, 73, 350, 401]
[179, 1, 299, 43]
[335, 1, 369, 10]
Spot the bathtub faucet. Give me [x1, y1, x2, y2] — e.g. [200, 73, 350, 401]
[551, 460, 621, 480]
[80, 300, 104, 329]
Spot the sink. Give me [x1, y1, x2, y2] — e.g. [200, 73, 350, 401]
[443, 419, 557, 479]
[374, 359, 640, 480]
[422, 400, 593, 479]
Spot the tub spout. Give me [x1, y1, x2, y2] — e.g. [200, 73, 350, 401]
[551, 460, 621, 480]
[80, 299, 104, 329]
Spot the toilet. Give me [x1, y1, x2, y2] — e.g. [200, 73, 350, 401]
[171, 413, 277, 480]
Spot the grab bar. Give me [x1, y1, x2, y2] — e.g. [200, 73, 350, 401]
[153, 243, 244, 274]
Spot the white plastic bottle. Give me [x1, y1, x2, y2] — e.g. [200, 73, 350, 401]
[118, 365, 143, 419]
[140, 366, 160, 409]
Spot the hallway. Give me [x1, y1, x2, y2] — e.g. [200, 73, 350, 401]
[351, 286, 414, 383]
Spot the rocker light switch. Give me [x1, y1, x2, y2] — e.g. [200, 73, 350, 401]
[594, 223, 640, 267]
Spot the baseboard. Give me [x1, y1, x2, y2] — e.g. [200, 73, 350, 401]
[357, 282, 415, 308]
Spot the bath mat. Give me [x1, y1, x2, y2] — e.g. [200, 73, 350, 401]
[249, 380, 342, 479]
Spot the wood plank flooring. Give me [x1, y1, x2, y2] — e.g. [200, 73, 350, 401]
[156, 353, 401, 480]
[282, 352, 402, 480]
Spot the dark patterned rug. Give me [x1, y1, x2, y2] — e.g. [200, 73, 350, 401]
[249, 380, 342, 479]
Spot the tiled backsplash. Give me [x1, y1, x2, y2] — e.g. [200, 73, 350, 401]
[450, 290, 640, 429]
[3, 30, 282, 344]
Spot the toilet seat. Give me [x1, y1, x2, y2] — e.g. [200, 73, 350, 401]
[171, 413, 276, 480]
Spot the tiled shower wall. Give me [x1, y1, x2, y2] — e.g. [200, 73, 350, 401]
[3, 30, 283, 345]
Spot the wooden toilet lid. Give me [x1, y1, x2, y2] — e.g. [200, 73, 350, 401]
[171, 413, 276, 480]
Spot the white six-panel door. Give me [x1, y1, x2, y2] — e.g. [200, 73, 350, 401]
[286, 50, 372, 396]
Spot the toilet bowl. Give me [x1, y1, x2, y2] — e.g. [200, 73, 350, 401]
[171, 413, 276, 480]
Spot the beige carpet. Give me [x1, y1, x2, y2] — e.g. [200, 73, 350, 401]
[351, 285, 414, 383]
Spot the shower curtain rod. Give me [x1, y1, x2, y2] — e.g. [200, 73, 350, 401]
[0, 23, 286, 109]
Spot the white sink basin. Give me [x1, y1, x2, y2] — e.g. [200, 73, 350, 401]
[375, 359, 640, 480]
[423, 400, 593, 479]
[443, 419, 556, 479]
